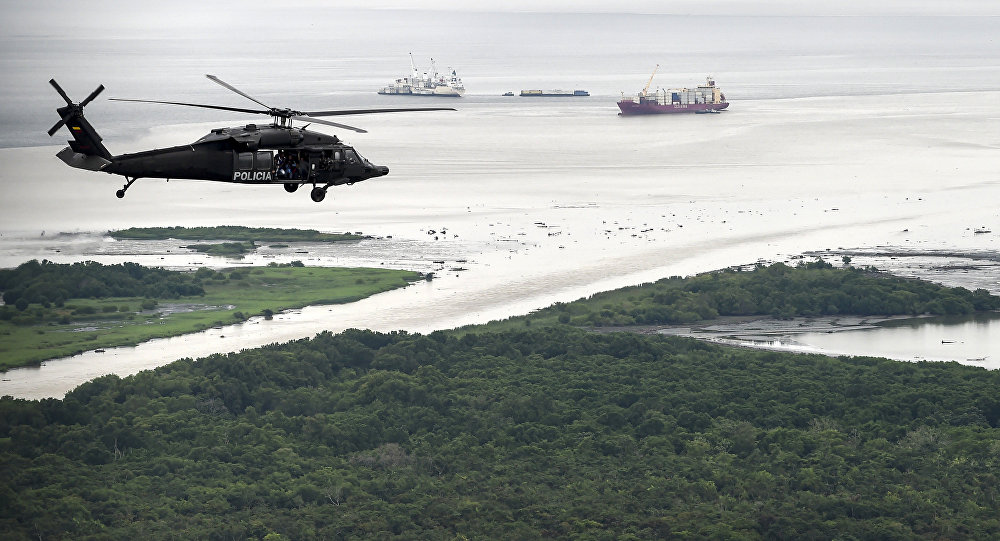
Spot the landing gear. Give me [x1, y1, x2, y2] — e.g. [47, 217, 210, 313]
[116, 177, 138, 199]
[310, 187, 326, 202]
[284, 182, 299, 193]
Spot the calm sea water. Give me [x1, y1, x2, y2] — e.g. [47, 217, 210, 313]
[712, 313, 1000, 365]
[3, 11, 998, 148]
[796, 313, 1000, 364]
[1, 10, 999, 397]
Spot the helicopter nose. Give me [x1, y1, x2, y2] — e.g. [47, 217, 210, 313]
[376, 165, 389, 177]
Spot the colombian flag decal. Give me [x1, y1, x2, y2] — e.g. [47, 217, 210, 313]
[71, 126, 82, 131]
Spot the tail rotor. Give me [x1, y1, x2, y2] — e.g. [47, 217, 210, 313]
[48, 78, 112, 162]
[47, 79, 105, 136]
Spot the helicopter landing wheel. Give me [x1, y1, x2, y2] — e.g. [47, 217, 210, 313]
[284, 182, 299, 193]
[116, 177, 138, 199]
[310, 187, 327, 203]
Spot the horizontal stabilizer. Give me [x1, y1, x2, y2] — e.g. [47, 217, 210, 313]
[57, 147, 111, 171]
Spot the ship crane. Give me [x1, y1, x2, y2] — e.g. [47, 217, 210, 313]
[409, 52, 419, 80]
[642, 64, 659, 97]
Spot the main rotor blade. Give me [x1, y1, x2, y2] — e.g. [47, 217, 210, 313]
[79, 84, 105, 108]
[49, 79, 73, 105]
[205, 74, 272, 110]
[292, 115, 367, 133]
[304, 107, 456, 117]
[109, 98, 268, 116]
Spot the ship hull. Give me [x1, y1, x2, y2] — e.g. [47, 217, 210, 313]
[520, 90, 590, 97]
[617, 100, 729, 115]
[432, 86, 464, 97]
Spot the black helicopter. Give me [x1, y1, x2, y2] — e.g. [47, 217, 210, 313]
[48, 75, 454, 202]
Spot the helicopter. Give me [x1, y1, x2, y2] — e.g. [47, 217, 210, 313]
[48, 75, 454, 202]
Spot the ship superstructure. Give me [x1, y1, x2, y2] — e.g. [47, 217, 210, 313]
[378, 54, 465, 97]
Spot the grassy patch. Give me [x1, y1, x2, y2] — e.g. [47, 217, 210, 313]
[181, 241, 257, 257]
[0, 266, 419, 370]
[109, 226, 366, 242]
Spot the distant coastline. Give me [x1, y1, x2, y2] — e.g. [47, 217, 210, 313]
[108, 226, 367, 243]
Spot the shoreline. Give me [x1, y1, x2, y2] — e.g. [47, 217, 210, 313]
[594, 311, 1000, 364]
[590, 314, 926, 357]
[590, 314, 920, 338]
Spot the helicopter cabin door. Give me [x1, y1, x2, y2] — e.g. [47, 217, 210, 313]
[232, 151, 274, 183]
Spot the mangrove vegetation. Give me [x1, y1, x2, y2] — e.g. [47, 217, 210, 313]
[3, 260, 1000, 538]
[2, 327, 1000, 539]
[494, 260, 1000, 330]
[0, 260, 420, 370]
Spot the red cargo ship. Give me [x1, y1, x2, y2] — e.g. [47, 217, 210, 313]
[618, 66, 728, 115]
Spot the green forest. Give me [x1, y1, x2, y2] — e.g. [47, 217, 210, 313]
[0, 260, 205, 306]
[2, 261, 1000, 539]
[480, 259, 1000, 331]
[3, 328, 1000, 539]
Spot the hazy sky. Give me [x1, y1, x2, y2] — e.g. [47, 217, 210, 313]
[4, 0, 1000, 25]
[331, 0, 998, 16]
[3, 0, 997, 42]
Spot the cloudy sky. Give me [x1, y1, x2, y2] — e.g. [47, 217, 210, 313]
[3, 0, 997, 41]
[331, 0, 997, 16]
[5, 0, 1000, 23]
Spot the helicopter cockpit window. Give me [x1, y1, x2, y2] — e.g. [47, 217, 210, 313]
[255, 151, 272, 171]
[236, 152, 253, 171]
[345, 149, 359, 164]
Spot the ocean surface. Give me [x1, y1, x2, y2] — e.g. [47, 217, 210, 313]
[1, 10, 999, 398]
